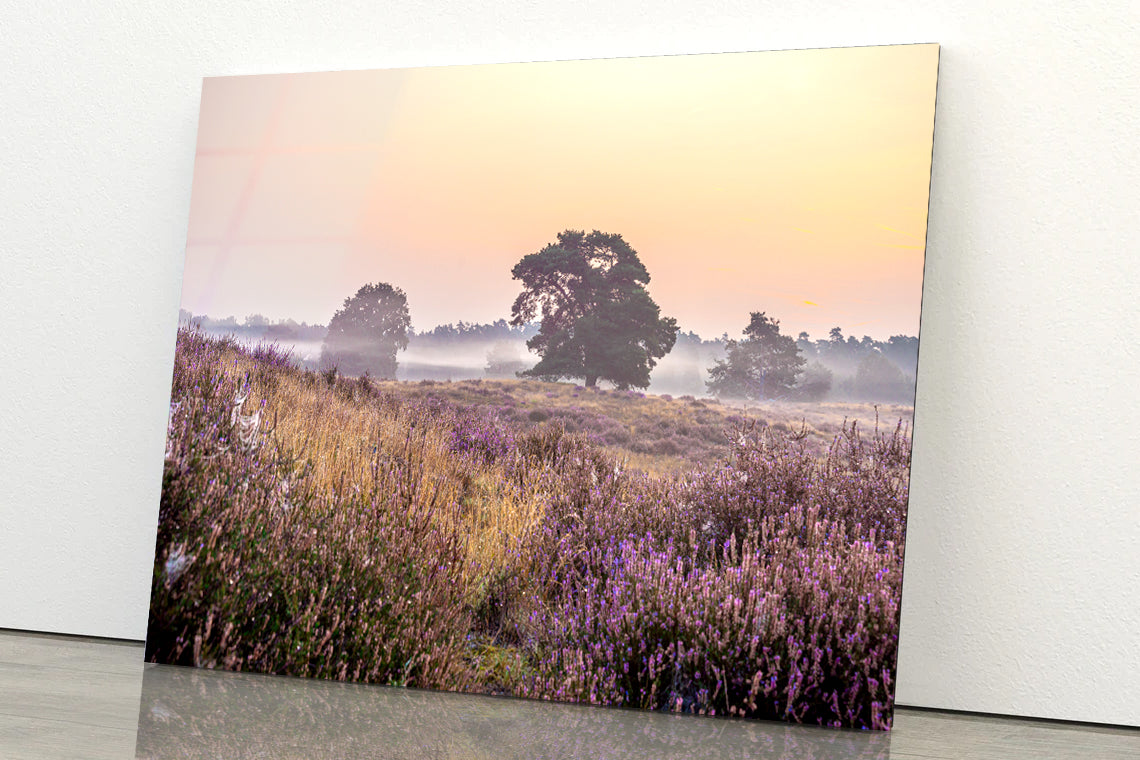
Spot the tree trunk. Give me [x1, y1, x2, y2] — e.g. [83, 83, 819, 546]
[585, 374, 598, 387]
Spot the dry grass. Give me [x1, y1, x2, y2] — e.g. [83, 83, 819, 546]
[369, 377, 912, 475]
[152, 331, 913, 727]
[181, 346, 910, 609]
[206, 346, 548, 599]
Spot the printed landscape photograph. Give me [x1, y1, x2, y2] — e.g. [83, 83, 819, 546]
[148, 44, 940, 731]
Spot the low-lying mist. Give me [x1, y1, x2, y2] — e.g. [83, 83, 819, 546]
[193, 323, 917, 405]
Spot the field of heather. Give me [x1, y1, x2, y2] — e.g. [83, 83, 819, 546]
[148, 329, 912, 730]
[369, 377, 913, 475]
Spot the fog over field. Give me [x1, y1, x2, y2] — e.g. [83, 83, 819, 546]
[186, 312, 917, 405]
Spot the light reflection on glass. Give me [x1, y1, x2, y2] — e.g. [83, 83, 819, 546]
[135, 663, 893, 759]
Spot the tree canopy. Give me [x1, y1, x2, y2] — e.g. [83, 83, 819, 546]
[706, 312, 805, 399]
[509, 230, 678, 389]
[320, 282, 410, 378]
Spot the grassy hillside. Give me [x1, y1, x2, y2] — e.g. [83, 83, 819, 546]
[370, 376, 912, 475]
[148, 329, 912, 729]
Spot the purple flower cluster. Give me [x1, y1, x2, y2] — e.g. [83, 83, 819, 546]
[150, 328, 913, 731]
[519, 515, 898, 729]
[503, 423, 908, 729]
[149, 329, 473, 688]
[448, 410, 515, 465]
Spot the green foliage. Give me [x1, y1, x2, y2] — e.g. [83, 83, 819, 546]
[706, 312, 806, 399]
[509, 230, 678, 389]
[320, 282, 410, 378]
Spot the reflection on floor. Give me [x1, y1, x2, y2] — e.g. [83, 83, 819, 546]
[1, 630, 1137, 759]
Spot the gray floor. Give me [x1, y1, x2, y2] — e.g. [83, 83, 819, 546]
[1, 631, 1136, 759]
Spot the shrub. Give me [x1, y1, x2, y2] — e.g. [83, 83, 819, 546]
[149, 329, 472, 690]
[790, 361, 833, 401]
[149, 329, 912, 729]
[509, 416, 909, 728]
[449, 410, 515, 465]
[519, 515, 899, 728]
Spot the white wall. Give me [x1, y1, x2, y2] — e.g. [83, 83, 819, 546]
[2, 0, 1136, 729]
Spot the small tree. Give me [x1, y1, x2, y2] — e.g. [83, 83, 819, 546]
[790, 361, 833, 401]
[484, 341, 531, 378]
[706, 312, 805, 400]
[851, 351, 914, 403]
[320, 282, 410, 378]
[882, 334, 920, 377]
[509, 229, 678, 389]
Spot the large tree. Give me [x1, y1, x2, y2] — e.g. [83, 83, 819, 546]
[320, 282, 410, 378]
[509, 230, 678, 389]
[706, 312, 805, 399]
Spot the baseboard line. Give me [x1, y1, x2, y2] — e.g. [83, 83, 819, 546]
[0, 626, 144, 647]
[895, 703, 1139, 732]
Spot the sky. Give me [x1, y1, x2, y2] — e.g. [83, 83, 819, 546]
[180, 44, 939, 341]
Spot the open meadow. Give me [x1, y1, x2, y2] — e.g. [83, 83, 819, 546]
[148, 329, 912, 729]
[371, 376, 913, 475]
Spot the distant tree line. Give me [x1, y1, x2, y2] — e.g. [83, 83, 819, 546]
[184, 228, 918, 404]
[797, 329, 918, 378]
[796, 329, 918, 403]
[179, 309, 328, 342]
[414, 319, 539, 347]
[702, 313, 918, 404]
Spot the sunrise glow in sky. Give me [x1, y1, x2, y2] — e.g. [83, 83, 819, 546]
[180, 44, 939, 341]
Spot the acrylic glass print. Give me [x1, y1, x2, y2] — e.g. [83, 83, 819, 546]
[149, 44, 939, 731]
